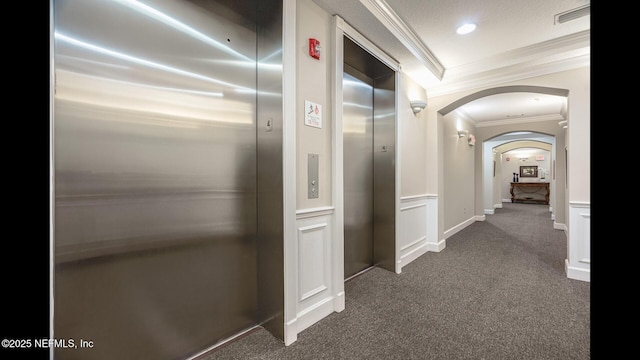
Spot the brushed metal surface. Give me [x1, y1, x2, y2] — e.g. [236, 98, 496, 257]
[255, 0, 284, 340]
[342, 36, 396, 279]
[52, 0, 281, 358]
[343, 71, 374, 279]
[372, 73, 396, 272]
[308, 153, 319, 199]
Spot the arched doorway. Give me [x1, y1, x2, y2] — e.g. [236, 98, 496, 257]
[437, 85, 568, 237]
[486, 137, 555, 216]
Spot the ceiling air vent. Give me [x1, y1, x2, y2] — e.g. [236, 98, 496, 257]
[554, 4, 590, 24]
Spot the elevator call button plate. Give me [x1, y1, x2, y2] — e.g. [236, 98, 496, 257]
[308, 153, 319, 199]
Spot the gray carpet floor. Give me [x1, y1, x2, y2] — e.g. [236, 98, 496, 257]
[200, 202, 590, 359]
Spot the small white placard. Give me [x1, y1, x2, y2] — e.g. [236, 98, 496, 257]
[304, 100, 322, 128]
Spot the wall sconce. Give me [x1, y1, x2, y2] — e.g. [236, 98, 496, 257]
[410, 100, 427, 114]
[468, 133, 476, 146]
[457, 130, 468, 138]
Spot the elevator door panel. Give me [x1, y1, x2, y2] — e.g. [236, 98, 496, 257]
[343, 72, 374, 279]
[53, 0, 259, 359]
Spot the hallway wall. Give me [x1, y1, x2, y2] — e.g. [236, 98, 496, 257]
[284, 0, 436, 344]
[442, 111, 476, 235]
[44, 2, 590, 356]
[286, 0, 337, 346]
[424, 67, 589, 281]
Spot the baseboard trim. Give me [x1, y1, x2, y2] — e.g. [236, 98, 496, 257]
[427, 239, 446, 252]
[565, 259, 590, 282]
[296, 296, 336, 332]
[399, 241, 429, 269]
[553, 222, 567, 232]
[334, 291, 345, 312]
[444, 216, 475, 239]
[284, 318, 297, 346]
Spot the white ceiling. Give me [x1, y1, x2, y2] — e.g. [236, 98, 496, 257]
[312, 0, 590, 126]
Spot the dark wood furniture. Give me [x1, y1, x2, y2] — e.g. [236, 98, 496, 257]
[510, 182, 549, 205]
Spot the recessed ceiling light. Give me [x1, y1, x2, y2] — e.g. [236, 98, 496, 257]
[456, 23, 476, 35]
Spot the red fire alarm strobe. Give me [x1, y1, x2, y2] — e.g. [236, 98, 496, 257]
[309, 38, 320, 60]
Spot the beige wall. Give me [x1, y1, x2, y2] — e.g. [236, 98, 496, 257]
[442, 112, 476, 230]
[296, 1, 431, 206]
[294, 1, 589, 245]
[399, 73, 428, 197]
[486, 67, 589, 203]
[296, 0, 333, 209]
[425, 67, 588, 239]
[286, 0, 589, 341]
[565, 68, 589, 203]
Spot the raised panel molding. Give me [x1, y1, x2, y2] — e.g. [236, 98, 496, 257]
[290, 207, 338, 339]
[576, 211, 590, 264]
[298, 223, 328, 301]
[399, 195, 429, 269]
[566, 202, 590, 282]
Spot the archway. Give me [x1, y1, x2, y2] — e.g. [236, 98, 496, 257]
[439, 85, 569, 116]
[487, 137, 554, 215]
[437, 85, 568, 237]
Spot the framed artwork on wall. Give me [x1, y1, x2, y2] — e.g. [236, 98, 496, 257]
[520, 165, 538, 178]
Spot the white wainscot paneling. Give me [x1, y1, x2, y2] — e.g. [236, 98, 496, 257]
[399, 196, 429, 270]
[566, 202, 590, 282]
[298, 222, 328, 301]
[291, 207, 337, 336]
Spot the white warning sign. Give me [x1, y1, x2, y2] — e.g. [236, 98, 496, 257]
[304, 100, 322, 129]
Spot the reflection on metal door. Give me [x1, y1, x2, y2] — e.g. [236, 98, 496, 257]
[51, 0, 286, 358]
[342, 34, 396, 279]
[343, 71, 374, 279]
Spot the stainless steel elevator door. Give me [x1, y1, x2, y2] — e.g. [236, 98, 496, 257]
[53, 1, 261, 359]
[343, 71, 374, 279]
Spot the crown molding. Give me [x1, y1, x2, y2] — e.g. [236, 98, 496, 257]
[415, 30, 590, 97]
[444, 30, 590, 79]
[359, 0, 445, 80]
[427, 52, 590, 97]
[353, 1, 589, 98]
